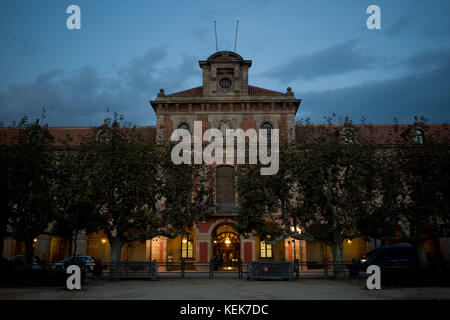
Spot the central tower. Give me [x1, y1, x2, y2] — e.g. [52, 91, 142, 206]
[199, 51, 252, 97]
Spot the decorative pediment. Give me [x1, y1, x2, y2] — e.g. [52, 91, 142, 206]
[207, 51, 243, 62]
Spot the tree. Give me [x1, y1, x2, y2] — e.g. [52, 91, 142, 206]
[52, 142, 101, 258]
[236, 140, 294, 241]
[376, 120, 450, 266]
[77, 113, 214, 272]
[2, 116, 57, 266]
[237, 117, 380, 278]
[0, 123, 13, 259]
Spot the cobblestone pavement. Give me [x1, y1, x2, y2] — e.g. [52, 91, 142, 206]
[1, 278, 450, 300]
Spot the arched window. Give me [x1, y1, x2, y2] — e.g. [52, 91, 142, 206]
[340, 127, 355, 144]
[178, 123, 190, 132]
[216, 166, 235, 212]
[413, 129, 424, 144]
[181, 233, 194, 259]
[98, 130, 108, 143]
[260, 122, 273, 139]
[260, 241, 273, 259]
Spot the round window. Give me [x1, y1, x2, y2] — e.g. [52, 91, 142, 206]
[219, 78, 232, 89]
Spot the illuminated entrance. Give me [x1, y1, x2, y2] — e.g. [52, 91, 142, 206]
[212, 225, 240, 270]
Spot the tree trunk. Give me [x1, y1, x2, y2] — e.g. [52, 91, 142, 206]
[68, 236, 73, 258]
[72, 233, 78, 258]
[0, 235, 4, 260]
[331, 239, 345, 278]
[109, 239, 123, 280]
[416, 242, 428, 267]
[24, 239, 35, 270]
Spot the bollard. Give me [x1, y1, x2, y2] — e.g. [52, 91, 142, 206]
[324, 258, 328, 279]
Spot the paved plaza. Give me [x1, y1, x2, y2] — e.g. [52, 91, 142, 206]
[1, 278, 449, 300]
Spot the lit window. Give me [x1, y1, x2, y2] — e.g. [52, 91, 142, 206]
[260, 122, 273, 139]
[413, 129, 424, 144]
[260, 241, 273, 259]
[181, 233, 194, 259]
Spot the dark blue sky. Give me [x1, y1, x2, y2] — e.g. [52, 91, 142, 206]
[0, 0, 449, 126]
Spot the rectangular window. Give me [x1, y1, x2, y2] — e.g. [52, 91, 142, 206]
[187, 241, 193, 258]
[182, 234, 194, 259]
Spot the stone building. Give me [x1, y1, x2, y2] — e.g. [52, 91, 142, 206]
[2, 51, 449, 266]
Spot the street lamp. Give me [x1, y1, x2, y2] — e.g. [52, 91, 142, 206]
[290, 225, 303, 278]
[290, 225, 303, 260]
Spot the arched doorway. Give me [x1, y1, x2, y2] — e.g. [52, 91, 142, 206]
[212, 224, 240, 270]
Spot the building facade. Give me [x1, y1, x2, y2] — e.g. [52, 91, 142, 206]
[2, 51, 449, 266]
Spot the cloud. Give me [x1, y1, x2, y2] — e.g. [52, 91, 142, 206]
[386, 6, 450, 39]
[190, 26, 211, 43]
[0, 48, 200, 126]
[407, 49, 450, 70]
[296, 50, 450, 124]
[266, 40, 380, 82]
[0, 21, 38, 57]
[385, 17, 413, 36]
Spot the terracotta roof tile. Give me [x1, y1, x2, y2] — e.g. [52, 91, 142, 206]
[0, 126, 157, 147]
[248, 85, 285, 96]
[165, 85, 285, 97]
[295, 124, 450, 144]
[166, 86, 203, 97]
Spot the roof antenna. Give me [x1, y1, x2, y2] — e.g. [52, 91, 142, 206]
[234, 20, 239, 52]
[214, 21, 218, 52]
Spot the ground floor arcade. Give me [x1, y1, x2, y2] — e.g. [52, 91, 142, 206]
[3, 217, 448, 265]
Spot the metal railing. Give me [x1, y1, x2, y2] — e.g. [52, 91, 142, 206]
[5, 259, 449, 284]
[154, 259, 245, 279]
[247, 261, 295, 280]
[109, 261, 158, 281]
[32, 259, 360, 280]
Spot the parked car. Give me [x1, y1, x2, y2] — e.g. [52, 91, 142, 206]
[52, 255, 95, 272]
[360, 244, 419, 271]
[7, 254, 42, 270]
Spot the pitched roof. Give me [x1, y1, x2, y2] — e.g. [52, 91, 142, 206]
[165, 85, 285, 97]
[248, 85, 284, 96]
[295, 124, 450, 144]
[166, 86, 203, 97]
[0, 126, 157, 147]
